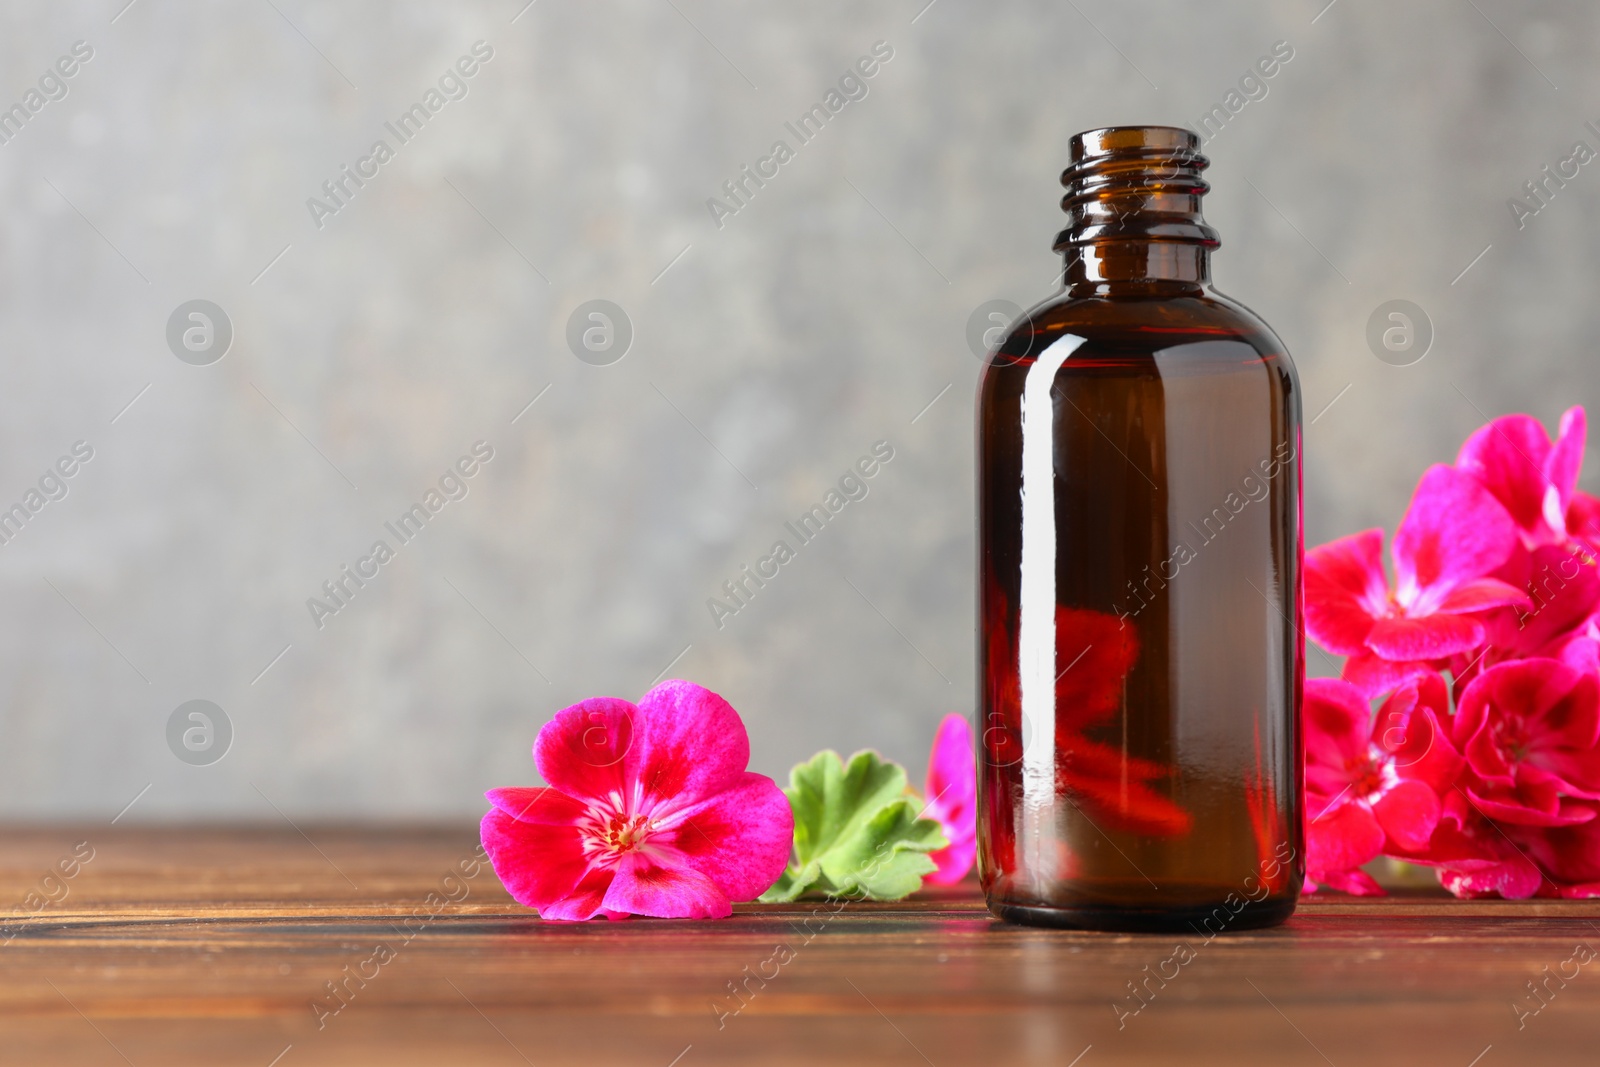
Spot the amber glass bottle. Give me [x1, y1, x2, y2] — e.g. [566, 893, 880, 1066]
[977, 127, 1303, 931]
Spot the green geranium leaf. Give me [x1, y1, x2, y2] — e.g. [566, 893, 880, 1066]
[758, 749, 947, 903]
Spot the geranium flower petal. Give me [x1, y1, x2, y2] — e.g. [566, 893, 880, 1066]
[1439, 859, 1542, 900]
[1456, 414, 1558, 537]
[926, 714, 976, 817]
[480, 807, 593, 909]
[659, 772, 793, 903]
[1456, 666, 1531, 782]
[1305, 529, 1387, 654]
[1313, 867, 1385, 896]
[1466, 783, 1594, 827]
[1550, 882, 1600, 899]
[1305, 677, 1371, 766]
[1416, 805, 1548, 898]
[1340, 651, 1437, 698]
[601, 850, 731, 919]
[1525, 758, 1600, 802]
[1390, 707, 1464, 795]
[1393, 465, 1518, 595]
[1367, 613, 1484, 661]
[1570, 490, 1600, 552]
[1497, 547, 1598, 656]
[923, 714, 977, 885]
[1462, 658, 1581, 743]
[1520, 815, 1600, 885]
[1307, 800, 1384, 880]
[1558, 635, 1600, 677]
[1548, 407, 1587, 526]
[533, 697, 637, 804]
[1373, 672, 1454, 767]
[1533, 670, 1600, 754]
[486, 787, 589, 825]
[926, 833, 978, 886]
[1433, 577, 1533, 615]
[1371, 779, 1440, 851]
[542, 865, 617, 922]
[627, 680, 751, 814]
[1396, 806, 1494, 868]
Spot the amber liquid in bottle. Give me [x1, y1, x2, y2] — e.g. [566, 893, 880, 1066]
[977, 127, 1303, 931]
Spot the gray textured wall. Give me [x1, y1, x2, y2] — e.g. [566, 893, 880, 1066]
[0, 0, 1594, 819]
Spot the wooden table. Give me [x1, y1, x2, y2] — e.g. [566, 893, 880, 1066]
[2, 827, 1597, 1065]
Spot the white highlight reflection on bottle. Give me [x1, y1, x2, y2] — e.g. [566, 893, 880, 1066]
[1017, 334, 1083, 898]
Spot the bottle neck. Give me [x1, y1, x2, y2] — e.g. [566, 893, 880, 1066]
[1055, 126, 1218, 298]
[1062, 241, 1211, 296]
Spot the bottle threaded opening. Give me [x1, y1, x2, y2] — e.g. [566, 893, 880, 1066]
[1055, 125, 1219, 251]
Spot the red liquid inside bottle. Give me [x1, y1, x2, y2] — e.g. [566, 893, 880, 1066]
[977, 127, 1304, 931]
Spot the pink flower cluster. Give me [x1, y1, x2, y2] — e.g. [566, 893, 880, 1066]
[1306, 407, 1600, 897]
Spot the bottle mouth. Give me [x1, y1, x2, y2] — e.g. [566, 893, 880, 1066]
[1055, 125, 1219, 251]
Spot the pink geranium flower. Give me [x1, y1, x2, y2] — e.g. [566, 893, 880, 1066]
[1303, 674, 1463, 894]
[1306, 464, 1529, 693]
[480, 680, 793, 920]
[921, 714, 976, 885]
[1452, 658, 1600, 827]
[1456, 407, 1588, 551]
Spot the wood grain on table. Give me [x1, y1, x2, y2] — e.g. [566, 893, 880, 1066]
[1, 826, 1596, 1066]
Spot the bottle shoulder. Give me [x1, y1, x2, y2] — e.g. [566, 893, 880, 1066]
[994, 288, 1287, 355]
[979, 287, 1299, 404]
[985, 287, 1286, 375]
